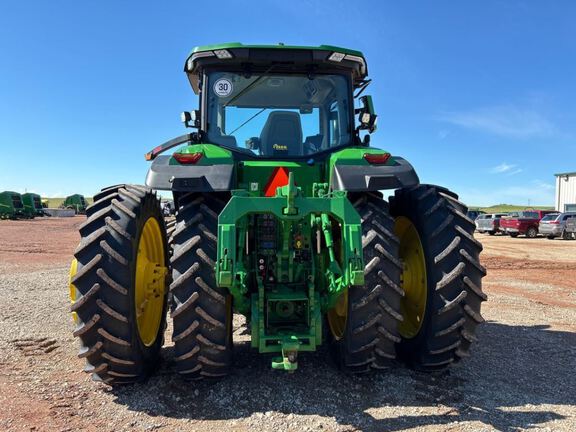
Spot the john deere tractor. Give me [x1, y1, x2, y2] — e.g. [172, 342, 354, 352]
[69, 43, 486, 384]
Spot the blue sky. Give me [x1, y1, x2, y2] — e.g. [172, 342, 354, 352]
[0, 1, 574, 206]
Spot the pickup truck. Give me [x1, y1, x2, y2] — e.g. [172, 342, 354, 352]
[476, 213, 508, 235]
[500, 210, 556, 238]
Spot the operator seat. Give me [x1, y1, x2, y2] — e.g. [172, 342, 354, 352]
[259, 111, 303, 156]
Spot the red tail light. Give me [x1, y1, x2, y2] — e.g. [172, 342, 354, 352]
[173, 152, 203, 164]
[364, 152, 391, 165]
[549, 221, 560, 224]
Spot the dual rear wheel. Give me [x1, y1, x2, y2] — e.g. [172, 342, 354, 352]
[70, 188, 233, 384]
[328, 185, 486, 371]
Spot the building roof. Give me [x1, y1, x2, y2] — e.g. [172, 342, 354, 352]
[554, 171, 576, 177]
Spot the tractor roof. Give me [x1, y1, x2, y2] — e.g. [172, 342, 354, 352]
[190, 42, 364, 57]
[185, 42, 368, 94]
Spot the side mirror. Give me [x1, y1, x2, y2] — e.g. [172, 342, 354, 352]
[246, 137, 261, 150]
[181, 110, 200, 128]
[357, 95, 377, 133]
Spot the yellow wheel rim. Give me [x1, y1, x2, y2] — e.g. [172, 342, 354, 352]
[135, 217, 167, 346]
[327, 290, 348, 340]
[395, 216, 427, 339]
[69, 258, 79, 324]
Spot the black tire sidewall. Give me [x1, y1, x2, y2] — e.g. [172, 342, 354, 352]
[390, 185, 485, 369]
[393, 211, 439, 362]
[127, 194, 169, 372]
[328, 192, 402, 372]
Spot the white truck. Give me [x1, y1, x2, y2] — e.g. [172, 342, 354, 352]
[476, 213, 508, 235]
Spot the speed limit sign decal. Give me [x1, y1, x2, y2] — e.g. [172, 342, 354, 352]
[214, 78, 233, 97]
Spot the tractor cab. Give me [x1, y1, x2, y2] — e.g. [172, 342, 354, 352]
[183, 43, 377, 158]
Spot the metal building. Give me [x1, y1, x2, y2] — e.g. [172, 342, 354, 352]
[555, 171, 576, 212]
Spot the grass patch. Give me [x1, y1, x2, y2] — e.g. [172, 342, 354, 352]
[470, 204, 555, 214]
[43, 197, 94, 208]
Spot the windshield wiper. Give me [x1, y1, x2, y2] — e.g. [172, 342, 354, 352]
[228, 108, 268, 135]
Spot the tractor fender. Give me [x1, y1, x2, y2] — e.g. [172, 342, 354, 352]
[145, 155, 234, 192]
[331, 156, 419, 191]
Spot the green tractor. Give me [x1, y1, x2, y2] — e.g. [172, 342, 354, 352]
[0, 191, 25, 219]
[69, 43, 486, 384]
[22, 193, 45, 218]
[61, 194, 88, 214]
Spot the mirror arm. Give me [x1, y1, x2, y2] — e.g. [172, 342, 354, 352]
[353, 79, 372, 99]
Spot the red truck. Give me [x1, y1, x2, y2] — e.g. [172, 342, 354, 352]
[500, 210, 556, 238]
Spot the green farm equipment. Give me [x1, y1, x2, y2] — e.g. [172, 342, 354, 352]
[0, 191, 25, 219]
[69, 43, 486, 385]
[61, 194, 88, 214]
[22, 193, 45, 218]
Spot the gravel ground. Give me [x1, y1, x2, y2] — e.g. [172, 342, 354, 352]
[0, 218, 575, 431]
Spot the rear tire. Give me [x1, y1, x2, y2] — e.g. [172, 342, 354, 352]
[526, 227, 538, 238]
[389, 185, 486, 370]
[509, 232, 519, 238]
[170, 193, 233, 379]
[70, 185, 169, 384]
[328, 192, 403, 373]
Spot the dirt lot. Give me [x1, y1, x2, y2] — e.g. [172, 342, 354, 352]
[0, 217, 574, 431]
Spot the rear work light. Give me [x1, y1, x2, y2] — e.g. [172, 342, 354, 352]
[364, 152, 391, 165]
[173, 152, 203, 164]
[327, 52, 367, 74]
[328, 51, 345, 62]
[214, 49, 233, 59]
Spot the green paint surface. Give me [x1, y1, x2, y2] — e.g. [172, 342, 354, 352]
[189, 42, 364, 58]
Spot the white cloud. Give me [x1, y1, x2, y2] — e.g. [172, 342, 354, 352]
[437, 105, 556, 139]
[531, 179, 555, 191]
[437, 129, 450, 140]
[506, 168, 523, 176]
[490, 162, 517, 174]
[458, 180, 556, 207]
